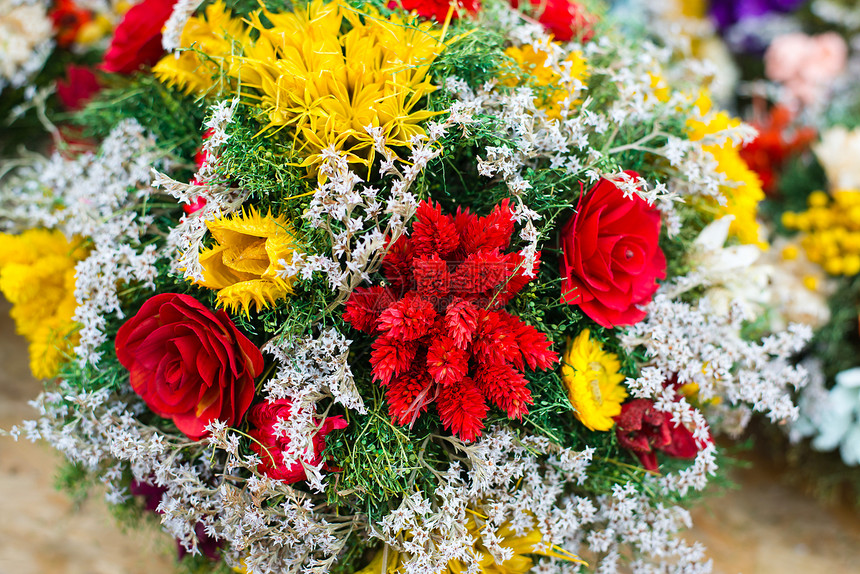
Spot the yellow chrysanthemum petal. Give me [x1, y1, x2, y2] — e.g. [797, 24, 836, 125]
[687, 92, 766, 248]
[561, 329, 628, 432]
[0, 230, 85, 379]
[152, 0, 250, 96]
[196, 207, 301, 315]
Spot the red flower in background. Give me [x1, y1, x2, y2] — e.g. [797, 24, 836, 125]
[115, 293, 263, 440]
[247, 399, 347, 483]
[614, 399, 704, 472]
[56, 65, 101, 112]
[343, 199, 558, 441]
[389, 0, 479, 22]
[101, 0, 176, 74]
[50, 0, 92, 48]
[740, 104, 816, 196]
[560, 172, 666, 328]
[510, 0, 596, 42]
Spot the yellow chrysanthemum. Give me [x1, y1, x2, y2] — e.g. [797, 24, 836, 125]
[687, 92, 766, 248]
[236, 0, 451, 174]
[197, 207, 302, 315]
[561, 329, 628, 432]
[781, 188, 860, 276]
[0, 229, 86, 379]
[503, 43, 588, 120]
[152, 0, 250, 96]
[355, 515, 583, 574]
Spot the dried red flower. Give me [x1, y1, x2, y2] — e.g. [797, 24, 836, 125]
[101, 0, 176, 75]
[614, 399, 701, 471]
[560, 172, 666, 328]
[246, 399, 347, 483]
[115, 293, 263, 440]
[344, 199, 558, 441]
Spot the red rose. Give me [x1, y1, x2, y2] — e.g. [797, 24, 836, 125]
[388, 0, 479, 23]
[247, 399, 347, 483]
[101, 0, 176, 75]
[510, 0, 596, 42]
[560, 172, 666, 328]
[56, 65, 101, 111]
[614, 399, 700, 471]
[115, 293, 263, 440]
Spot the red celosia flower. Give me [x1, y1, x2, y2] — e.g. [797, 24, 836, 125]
[613, 399, 702, 472]
[56, 65, 100, 112]
[101, 0, 177, 75]
[388, 0, 480, 23]
[560, 172, 666, 328]
[510, 0, 596, 42]
[50, 0, 92, 48]
[344, 199, 558, 440]
[246, 399, 347, 483]
[740, 104, 816, 196]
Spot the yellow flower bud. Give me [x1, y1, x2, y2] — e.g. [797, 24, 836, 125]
[803, 274, 819, 291]
[844, 254, 860, 276]
[808, 190, 829, 208]
[782, 211, 798, 229]
[781, 245, 799, 261]
[825, 257, 844, 275]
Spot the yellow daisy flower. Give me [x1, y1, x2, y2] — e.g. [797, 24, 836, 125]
[197, 207, 302, 315]
[561, 329, 628, 432]
[0, 229, 86, 379]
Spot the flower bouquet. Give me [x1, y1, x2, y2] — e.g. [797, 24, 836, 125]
[0, 0, 813, 572]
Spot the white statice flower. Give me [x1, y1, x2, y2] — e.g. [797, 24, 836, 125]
[161, 0, 204, 52]
[0, 0, 53, 91]
[814, 126, 860, 191]
[622, 295, 811, 431]
[1, 119, 165, 366]
[797, 367, 860, 465]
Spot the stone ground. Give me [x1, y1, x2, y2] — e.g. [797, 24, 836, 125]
[3, 297, 860, 573]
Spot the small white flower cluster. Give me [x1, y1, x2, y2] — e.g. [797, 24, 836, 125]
[1, 120, 165, 366]
[161, 0, 204, 53]
[256, 328, 364, 491]
[301, 113, 469, 302]
[622, 294, 812, 436]
[374, 426, 714, 574]
[14, 378, 354, 574]
[155, 99, 250, 282]
[0, 0, 53, 92]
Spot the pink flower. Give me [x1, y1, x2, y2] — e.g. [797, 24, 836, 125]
[765, 32, 847, 108]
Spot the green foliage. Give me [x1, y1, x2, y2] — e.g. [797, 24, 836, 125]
[324, 362, 447, 521]
[813, 273, 860, 382]
[76, 74, 208, 165]
[759, 152, 827, 236]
